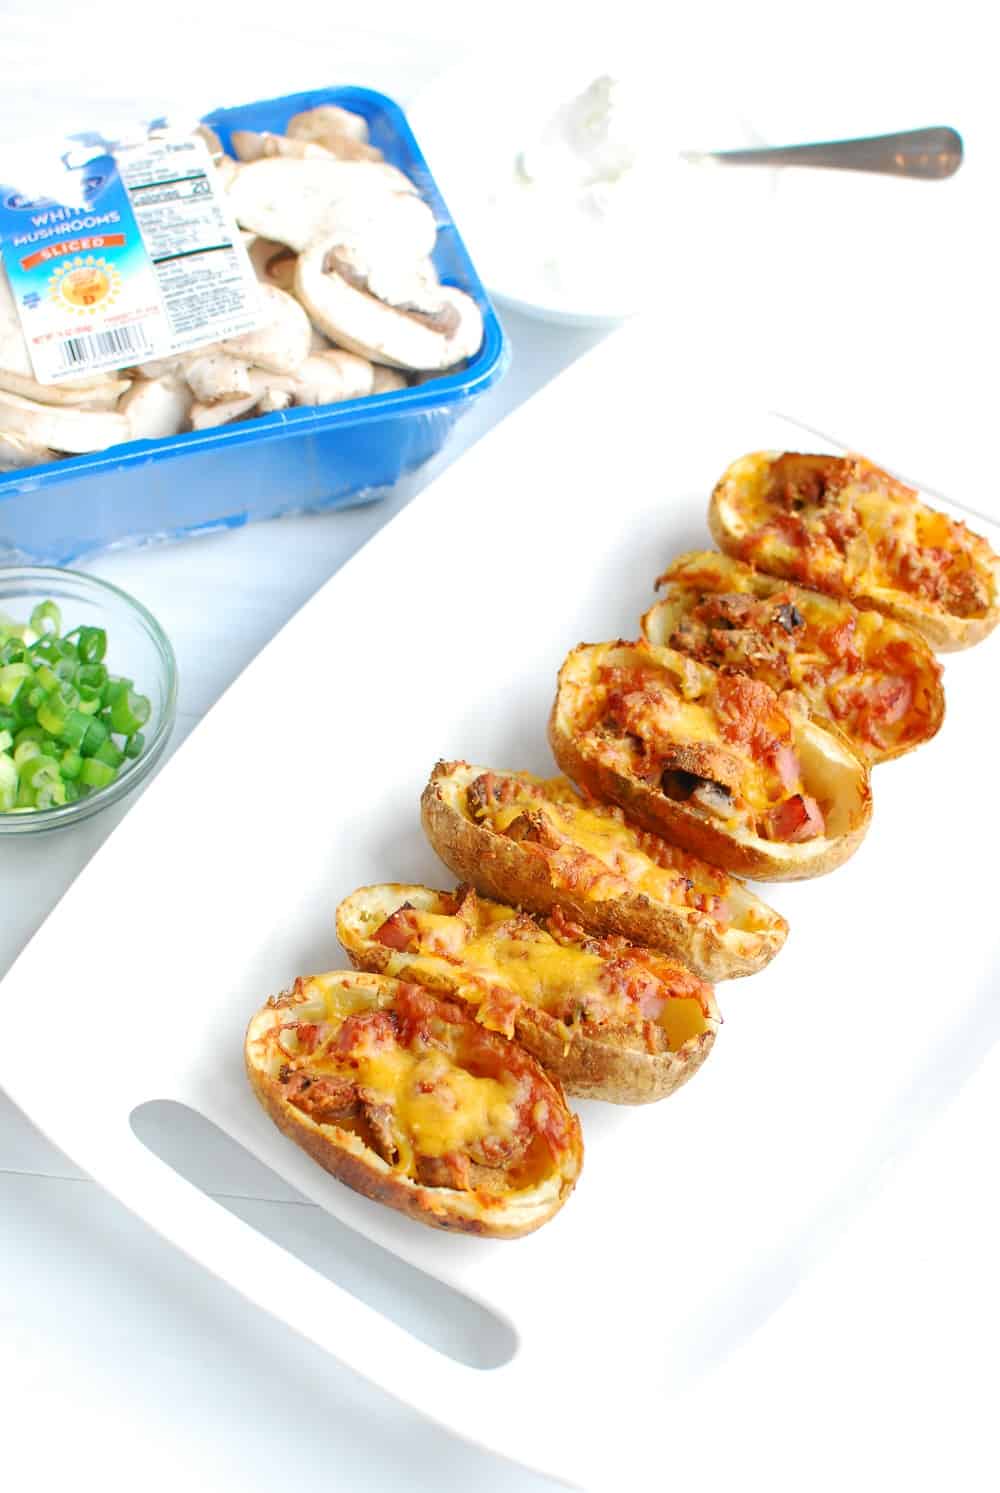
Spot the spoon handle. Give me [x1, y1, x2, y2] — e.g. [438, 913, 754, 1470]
[683, 126, 963, 179]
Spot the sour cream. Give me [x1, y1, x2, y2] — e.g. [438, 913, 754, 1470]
[471, 74, 664, 309]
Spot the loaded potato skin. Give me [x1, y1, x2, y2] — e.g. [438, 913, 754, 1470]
[708, 451, 1000, 652]
[337, 883, 721, 1104]
[643, 551, 945, 765]
[420, 760, 787, 980]
[549, 641, 872, 881]
[246, 971, 582, 1238]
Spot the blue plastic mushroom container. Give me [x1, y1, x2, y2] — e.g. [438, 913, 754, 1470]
[0, 86, 509, 564]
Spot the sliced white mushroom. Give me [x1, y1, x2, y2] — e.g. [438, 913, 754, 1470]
[188, 394, 259, 431]
[326, 243, 445, 316]
[247, 236, 298, 291]
[1, 267, 35, 380]
[308, 325, 333, 354]
[0, 389, 130, 453]
[212, 156, 241, 191]
[119, 376, 192, 440]
[184, 352, 252, 403]
[133, 353, 192, 381]
[225, 159, 433, 256]
[1, 432, 59, 471]
[295, 242, 483, 371]
[286, 107, 383, 163]
[220, 284, 311, 374]
[288, 351, 373, 405]
[194, 122, 225, 160]
[231, 130, 335, 163]
[0, 368, 130, 408]
[286, 105, 371, 146]
[370, 366, 409, 394]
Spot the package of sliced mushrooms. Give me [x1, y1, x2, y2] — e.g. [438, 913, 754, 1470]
[0, 87, 507, 564]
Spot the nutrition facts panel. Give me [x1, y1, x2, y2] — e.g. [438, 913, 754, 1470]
[120, 134, 261, 348]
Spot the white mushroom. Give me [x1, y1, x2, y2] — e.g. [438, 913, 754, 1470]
[193, 123, 225, 160]
[0, 389, 130, 453]
[119, 376, 192, 440]
[231, 130, 336, 163]
[220, 284, 311, 374]
[0, 368, 131, 409]
[225, 159, 434, 257]
[370, 366, 408, 394]
[294, 241, 483, 371]
[212, 156, 241, 191]
[287, 105, 371, 146]
[247, 236, 298, 291]
[188, 394, 259, 430]
[184, 352, 252, 403]
[286, 107, 384, 163]
[1, 432, 59, 471]
[1, 267, 36, 380]
[288, 351, 373, 405]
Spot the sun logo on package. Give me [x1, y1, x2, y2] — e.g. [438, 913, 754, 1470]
[47, 255, 122, 315]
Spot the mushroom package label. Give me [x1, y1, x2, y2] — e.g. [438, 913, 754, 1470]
[0, 131, 265, 385]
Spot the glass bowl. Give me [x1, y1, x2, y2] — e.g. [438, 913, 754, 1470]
[0, 566, 177, 835]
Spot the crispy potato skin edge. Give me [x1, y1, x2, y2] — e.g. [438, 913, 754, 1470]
[547, 699, 871, 882]
[707, 462, 1000, 654]
[419, 766, 786, 979]
[244, 1003, 581, 1239]
[337, 909, 718, 1105]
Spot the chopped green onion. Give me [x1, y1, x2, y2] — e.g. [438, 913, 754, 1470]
[37, 695, 69, 737]
[0, 663, 31, 705]
[13, 739, 42, 768]
[80, 717, 108, 757]
[59, 748, 83, 781]
[0, 597, 154, 817]
[77, 626, 107, 664]
[93, 739, 124, 769]
[79, 757, 116, 790]
[108, 689, 151, 737]
[29, 601, 61, 636]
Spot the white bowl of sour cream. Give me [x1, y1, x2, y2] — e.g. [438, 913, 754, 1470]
[408, 42, 775, 327]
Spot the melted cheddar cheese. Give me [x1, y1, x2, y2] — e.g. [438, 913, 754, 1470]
[467, 771, 736, 920]
[275, 976, 522, 1173]
[651, 552, 942, 761]
[728, 453, 996, 619]
[360, 889, 713, 1052]
[564, 643, 816, 835]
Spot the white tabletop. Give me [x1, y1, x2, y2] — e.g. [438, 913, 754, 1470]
[3, 6, 999, 1491]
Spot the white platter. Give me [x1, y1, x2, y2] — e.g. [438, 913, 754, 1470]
[2, 321, 999, 1492]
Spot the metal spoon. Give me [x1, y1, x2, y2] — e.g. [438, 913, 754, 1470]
[681, 126, 962, 180]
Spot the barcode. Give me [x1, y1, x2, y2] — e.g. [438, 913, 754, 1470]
[59, 324, 150, 370]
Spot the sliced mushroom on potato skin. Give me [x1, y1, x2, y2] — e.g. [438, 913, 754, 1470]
[295, 241, 483, 371]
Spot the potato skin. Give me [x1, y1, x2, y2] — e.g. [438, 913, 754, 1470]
[419, 761, 787, 980]
[245, 973, 582, 1239]
[548, 643, 873, 882]
[336, 884, 721, 1105]
[708, 451, 1000, 653]
[643, 551, 945, 766]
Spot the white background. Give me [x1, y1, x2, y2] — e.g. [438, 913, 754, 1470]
[2, 4, 999, 1490]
